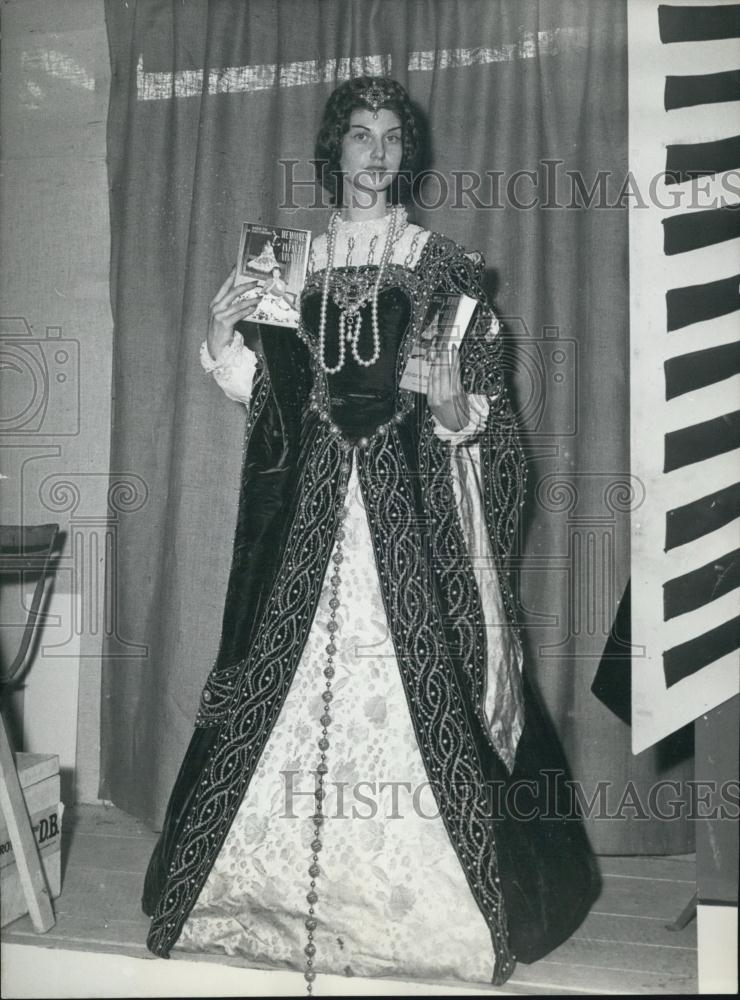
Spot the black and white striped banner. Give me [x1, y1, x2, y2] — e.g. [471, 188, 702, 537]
[628, 0, 740, 752]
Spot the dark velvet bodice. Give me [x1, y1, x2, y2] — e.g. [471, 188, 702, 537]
[301, 283, 411, 441]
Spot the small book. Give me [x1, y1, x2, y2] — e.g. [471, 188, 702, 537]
[399, 293, 479, 394]
[235, 222, 312, 329]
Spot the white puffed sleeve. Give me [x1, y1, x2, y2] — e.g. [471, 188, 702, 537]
[431, 393, 490, 445]
[199, 331, 257, 405]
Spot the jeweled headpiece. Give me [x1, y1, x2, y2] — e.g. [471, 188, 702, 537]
[358, 78, 394, 118]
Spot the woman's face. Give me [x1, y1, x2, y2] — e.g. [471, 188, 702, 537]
[339, 107, 403, 205]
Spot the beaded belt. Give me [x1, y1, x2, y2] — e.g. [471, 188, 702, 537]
[302, 397, 415, 993]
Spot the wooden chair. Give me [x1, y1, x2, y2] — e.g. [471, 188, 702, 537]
[0, 523, 60, 932]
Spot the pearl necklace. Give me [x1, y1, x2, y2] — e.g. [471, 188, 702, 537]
[318, 205, 400, 374]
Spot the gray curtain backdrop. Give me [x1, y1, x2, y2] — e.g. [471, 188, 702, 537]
[101, 0, 693, 854]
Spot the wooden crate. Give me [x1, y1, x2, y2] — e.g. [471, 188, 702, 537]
[0, 752, 62, 927]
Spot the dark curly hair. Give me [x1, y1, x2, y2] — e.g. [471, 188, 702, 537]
[314, 76, 423, 205]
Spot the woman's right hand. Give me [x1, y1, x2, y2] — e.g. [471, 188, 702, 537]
[207, 266, 263, 361]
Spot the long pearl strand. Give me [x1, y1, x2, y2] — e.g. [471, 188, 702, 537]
[318, 205, 399, 374]
[318, 211, 343, 374]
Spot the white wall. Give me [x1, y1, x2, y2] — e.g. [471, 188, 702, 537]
[0, 0, 113, 804]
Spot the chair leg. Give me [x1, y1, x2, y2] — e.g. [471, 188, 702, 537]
[665, 890, 697, 931]
[0, 716, 55, 932]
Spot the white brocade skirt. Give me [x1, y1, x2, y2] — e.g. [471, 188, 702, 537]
[175, 464, 496, 985]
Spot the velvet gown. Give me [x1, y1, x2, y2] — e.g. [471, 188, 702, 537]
[142, 219, 600, 987]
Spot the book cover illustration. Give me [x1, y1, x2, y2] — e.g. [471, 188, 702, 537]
[399, 292, 481, 394]
[235, 223, 311, 329]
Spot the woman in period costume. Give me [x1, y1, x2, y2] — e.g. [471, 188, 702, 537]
[142, 76, 599, 992]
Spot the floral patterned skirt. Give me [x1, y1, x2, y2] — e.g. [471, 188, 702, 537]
[175, 464, 495, 985]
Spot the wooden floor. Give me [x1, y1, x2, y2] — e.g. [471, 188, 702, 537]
[1, 804, 698, 996]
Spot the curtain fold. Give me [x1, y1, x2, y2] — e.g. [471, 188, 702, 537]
[102, 0, 693, 854]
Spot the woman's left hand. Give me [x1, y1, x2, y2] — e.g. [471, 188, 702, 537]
[427, 344, 470, 431]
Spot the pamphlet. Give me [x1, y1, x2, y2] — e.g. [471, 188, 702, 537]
[235, 222, 311, 329]
[399, 293, 479, 394]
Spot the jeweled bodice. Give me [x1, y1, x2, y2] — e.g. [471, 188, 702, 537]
[301, 278, 412, 441]
[297, 213, 434, 445]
